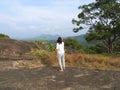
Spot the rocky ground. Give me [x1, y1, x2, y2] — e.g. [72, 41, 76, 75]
[0, 60, 120, 90]
[0, 38, 120, 90]
[0, 38, 37, 60]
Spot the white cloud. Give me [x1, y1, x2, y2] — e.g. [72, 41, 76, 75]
[0, 0, 95, 39]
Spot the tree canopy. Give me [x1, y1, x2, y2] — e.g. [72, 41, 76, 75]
[72, 0, 120, 53]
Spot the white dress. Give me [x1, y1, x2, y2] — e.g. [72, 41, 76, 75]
[56, 42, 65, 70]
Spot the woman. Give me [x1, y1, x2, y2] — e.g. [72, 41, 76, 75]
[56, 37, 65, 72]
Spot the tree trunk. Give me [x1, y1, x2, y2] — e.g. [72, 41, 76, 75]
[107, 40, 113, 53]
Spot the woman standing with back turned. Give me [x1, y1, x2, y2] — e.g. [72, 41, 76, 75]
[56, 37, 65, 72]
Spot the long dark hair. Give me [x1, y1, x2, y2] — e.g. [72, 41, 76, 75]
[57, 37, 62, 44]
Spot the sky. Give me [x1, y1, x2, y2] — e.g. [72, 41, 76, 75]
[0, 0, 95, 39]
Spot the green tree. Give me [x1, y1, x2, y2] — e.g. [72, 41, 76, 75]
[72, 0, 120, 53]
[64, 38, 82, 50]
[113, 39, 120, 53]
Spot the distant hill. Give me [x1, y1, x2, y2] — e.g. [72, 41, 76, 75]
[74, 34, 86, 42]
[16, 34, 87, 44]
[31, 34, 60, 40]
[73, 34, 101, 46]
[67, 34, 87, 43]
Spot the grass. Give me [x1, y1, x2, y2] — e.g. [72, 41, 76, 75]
[30, 49, 120, 70]
[66, 53, 120, 70]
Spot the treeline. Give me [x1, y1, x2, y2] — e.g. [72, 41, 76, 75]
[64, 38, 120, 54]
[33, 37, 120, 54]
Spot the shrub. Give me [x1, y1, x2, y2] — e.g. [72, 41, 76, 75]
[46, 43, 56, 52]
[30, 49, 52, 65]
[0, 33, 10, 38]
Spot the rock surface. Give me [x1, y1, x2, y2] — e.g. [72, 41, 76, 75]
[0, 64, 119, 90]
[0, 38, 37, 60]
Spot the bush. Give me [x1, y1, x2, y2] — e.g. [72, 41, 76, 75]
[46, 43, 56, 52]
[0, 33, 10, 38]
[33, 40, 56, 52]
[30, 49, 52, 65]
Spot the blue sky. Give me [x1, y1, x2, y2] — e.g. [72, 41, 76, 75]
[0, 0, 95, 39]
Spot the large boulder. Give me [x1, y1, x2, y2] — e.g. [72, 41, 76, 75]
[0, 38, 38, 60]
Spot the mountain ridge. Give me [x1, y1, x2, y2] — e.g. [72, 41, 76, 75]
[15, 34, 87, 43]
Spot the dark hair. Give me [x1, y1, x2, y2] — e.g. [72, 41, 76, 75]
[57, 37, 62, 44]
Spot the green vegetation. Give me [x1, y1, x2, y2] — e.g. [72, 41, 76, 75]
[33, 40, 56, 52]
[30, 49, 53, 65]
[72, 0, 120, 53]
[64, 38, 82, 50]
[28, 39, 120, 70]
[0, 33, 10, 38]
[29, 40, 56, 66]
